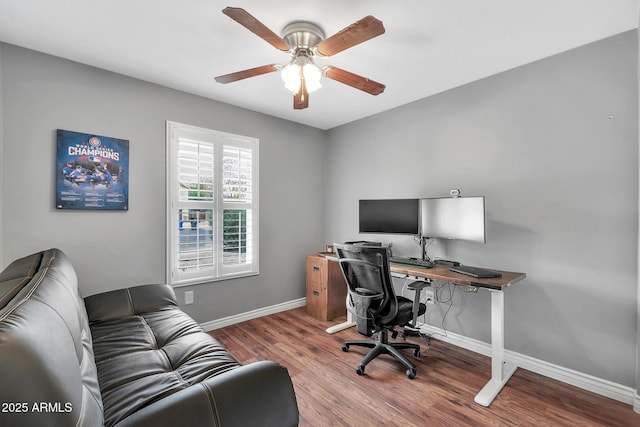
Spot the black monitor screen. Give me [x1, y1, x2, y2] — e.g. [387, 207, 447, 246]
[420, 196, 486, 243]
[359, 199, 420, 235]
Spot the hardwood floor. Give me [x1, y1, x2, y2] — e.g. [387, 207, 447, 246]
[211, 307, 639, 426]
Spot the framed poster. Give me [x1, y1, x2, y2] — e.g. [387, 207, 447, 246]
[56, 129, 129, 210]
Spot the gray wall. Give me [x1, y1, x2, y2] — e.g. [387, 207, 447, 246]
[0, 44, 326, 322]
[325, 31, 638, 387]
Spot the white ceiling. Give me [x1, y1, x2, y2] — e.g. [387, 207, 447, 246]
[0, 1, 638, 130]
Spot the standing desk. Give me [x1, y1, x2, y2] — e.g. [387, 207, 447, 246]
[326, 261, 526, 407]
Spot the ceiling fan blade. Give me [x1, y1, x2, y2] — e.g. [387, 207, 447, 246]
[215, 64, 279, 84]
[315, 15, 385, 57]
[222, 7, 290, 52]
[293, 80, 310, 109]
[323, 66, 385, 95]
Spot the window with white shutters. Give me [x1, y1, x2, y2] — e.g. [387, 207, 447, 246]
[167, 121, 259, 285]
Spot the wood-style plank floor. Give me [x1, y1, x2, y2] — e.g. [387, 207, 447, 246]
[211, 307, 639, 426]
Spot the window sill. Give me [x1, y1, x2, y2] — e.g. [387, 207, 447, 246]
[170, 271, 259, 288]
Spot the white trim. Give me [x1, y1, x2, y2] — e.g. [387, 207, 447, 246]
[200, 298, 307, 331]
[507, 346, 635, 405]
[418, 323, 637, 406]
[171, 272, 259, 288]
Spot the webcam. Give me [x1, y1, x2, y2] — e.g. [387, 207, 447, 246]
[450, 189, 461, 197]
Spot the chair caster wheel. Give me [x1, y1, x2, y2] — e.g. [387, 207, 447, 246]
[406, 369, 416, 379]
[414, 349, 421, 357]
[342, 345, 349, 352]
[356, 366, 365, 375]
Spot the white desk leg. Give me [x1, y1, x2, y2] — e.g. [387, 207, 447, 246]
[474, 289, 518, 406]
[325, 310, 356, 334]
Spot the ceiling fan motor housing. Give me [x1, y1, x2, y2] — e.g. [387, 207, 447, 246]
[282, 21, 325, 52]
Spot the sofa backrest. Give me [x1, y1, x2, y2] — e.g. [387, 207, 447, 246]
[0, 249, 104, 426]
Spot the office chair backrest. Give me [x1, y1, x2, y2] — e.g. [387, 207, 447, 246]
[334, 244, 399, 325]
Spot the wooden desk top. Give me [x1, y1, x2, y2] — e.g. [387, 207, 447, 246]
[390, 263, 526, 290]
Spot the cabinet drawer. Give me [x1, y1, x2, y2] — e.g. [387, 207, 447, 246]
[306, 278, 324, 300]
[305, 275, 326, 319]
[306, 256, 327, 284]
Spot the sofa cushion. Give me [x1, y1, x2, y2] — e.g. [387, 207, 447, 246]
[85, 286, 241, 426]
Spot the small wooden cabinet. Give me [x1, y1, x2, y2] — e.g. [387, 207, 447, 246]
[305, 254, 348, 321]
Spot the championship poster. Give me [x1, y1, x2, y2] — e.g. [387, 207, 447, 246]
[56, 129, 129, 210]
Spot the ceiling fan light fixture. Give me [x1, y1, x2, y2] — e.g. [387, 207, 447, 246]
[281, 50, 322, 95]
[302, 63, 322, 92]
[281, 62, 302, 93]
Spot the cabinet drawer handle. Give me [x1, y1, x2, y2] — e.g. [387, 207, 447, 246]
[313, 266, 320, 271]
[313, 291, 320, 296]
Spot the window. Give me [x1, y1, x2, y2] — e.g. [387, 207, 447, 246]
[166, 121, 258, 285]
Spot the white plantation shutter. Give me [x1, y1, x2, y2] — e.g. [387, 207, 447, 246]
[223, 146, 252, 202]
[179, 140, 214, 202]
[222, 146, 253, 269]
[176, 139, 215, 278]
[167, 122, 259, 285]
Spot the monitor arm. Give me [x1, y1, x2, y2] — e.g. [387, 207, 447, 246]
[420, 236, 431, 262]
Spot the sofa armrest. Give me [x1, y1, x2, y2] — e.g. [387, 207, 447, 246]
[84, 284, 177, 322]
[114, 361, 299, 427]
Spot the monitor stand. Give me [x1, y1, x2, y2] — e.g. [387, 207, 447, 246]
[420, 236, 432, 263]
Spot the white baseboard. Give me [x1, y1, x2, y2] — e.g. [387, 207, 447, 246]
[418, 323, 637, 407]
[200, 297, 306, 331]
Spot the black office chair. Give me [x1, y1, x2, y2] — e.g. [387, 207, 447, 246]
[334, 243, 427, 379]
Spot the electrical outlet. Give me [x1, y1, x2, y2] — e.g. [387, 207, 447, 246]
[424, 289, 435, 305]
[184, 291, 194, 305]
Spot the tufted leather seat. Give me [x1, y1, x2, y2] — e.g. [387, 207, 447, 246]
[85, 286, 244, 426]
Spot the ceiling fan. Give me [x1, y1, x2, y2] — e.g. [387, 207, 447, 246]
[214, 7, 386, 110]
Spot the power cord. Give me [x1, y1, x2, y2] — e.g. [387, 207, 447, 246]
[419, 281, 456, 343]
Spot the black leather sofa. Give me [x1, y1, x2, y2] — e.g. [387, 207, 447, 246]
[0, 249, 299, 426]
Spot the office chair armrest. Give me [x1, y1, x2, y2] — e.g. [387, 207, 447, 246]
[407, 281, 430, 291]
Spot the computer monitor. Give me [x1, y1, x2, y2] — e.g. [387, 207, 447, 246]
[359, 199, 420, 235]
[420, 196, 486, 243]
